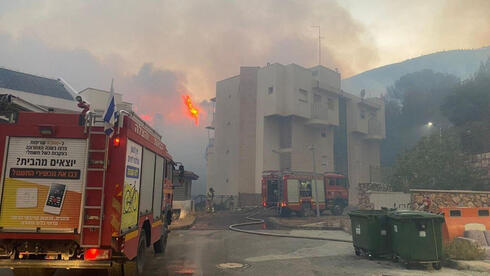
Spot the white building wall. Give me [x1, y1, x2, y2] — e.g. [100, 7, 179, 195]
[212, 76, 241, 196]
[0, 88, 79, 112]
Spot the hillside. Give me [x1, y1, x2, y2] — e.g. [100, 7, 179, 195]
[342, 46, 490, 97]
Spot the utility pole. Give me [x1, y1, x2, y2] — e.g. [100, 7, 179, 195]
[309, 145, 320, 217]
[312, 26, 322, 65]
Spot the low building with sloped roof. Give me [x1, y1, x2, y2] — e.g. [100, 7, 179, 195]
[0, 67, 79, 113]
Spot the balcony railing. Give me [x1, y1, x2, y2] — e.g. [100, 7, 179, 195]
[311, 102, 328, 121]
[368, 119, 382, 137]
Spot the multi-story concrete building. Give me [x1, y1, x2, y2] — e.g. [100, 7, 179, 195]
[206, 63, 385, 206]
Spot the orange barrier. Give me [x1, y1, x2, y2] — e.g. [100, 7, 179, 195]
[440, 207, 490, 242]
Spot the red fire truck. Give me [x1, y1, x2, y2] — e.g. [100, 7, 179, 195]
[262, 171, 348, 216]
[0, 110, 176, 275]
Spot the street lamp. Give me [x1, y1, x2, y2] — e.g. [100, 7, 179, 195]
[308, 145, 320, 217]
[426, 121, 442, 143]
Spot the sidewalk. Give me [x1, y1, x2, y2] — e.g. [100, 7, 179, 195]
[267, 216, 351, 234]
[169, 214, 197, 230]
[446, 259, 490, 273]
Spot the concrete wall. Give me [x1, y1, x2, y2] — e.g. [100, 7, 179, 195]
[212, 76, 241, 196]
[238, 67, 259, 194]
[173, 200, 192, 219]
[79, 88, 132, 113]
[369, 191, 411, 210]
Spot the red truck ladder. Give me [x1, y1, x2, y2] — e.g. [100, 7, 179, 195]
[80, 124, 109, 247]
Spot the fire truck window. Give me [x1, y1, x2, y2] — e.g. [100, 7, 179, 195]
[299, 180, 312, 197]
[336, 178, 346, 186]
[153, 155, 164, 219]
[140, 148, 156, 216]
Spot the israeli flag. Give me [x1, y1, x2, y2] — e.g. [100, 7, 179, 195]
[103, 79, 116, 136]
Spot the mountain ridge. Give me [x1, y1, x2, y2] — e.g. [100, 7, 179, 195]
[342, 46, 490, 97]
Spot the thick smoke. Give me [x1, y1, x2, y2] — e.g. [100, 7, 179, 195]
[0, 0, 379, 98]
[1, 0, 490, 194]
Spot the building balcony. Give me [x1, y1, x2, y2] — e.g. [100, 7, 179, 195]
[366, 119, 384, 139]
[306, 102, 337, 127]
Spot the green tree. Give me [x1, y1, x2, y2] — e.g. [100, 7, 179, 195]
[442, 58, 490, 153]
[382, 70, 460, 166]
[442, 58, 490, 126]
[390, 130, 485, 192]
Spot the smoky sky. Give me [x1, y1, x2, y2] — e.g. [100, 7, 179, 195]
[1, 0, 490, 194]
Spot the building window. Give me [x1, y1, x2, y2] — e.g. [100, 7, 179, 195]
[449, 210, 461, 217]
[298, 89, 308, 103]
[268, 86, 274, 95]
[314, 94, 321, 103]
[360, 110, 366, 119]
[328, 98, 335, 110]
[226, 149, 229, 154]
[227, 121, 231, 126]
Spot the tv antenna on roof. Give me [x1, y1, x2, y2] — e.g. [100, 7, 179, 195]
[312, 26, 322, 66]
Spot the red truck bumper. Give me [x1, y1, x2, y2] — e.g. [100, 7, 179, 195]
[0, 259, 112, 269]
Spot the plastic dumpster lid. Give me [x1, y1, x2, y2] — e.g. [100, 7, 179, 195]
[388, 210, 444, 220]
[348, 209, 391, 217]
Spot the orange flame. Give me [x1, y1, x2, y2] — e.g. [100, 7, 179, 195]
[183, 95, 199, 125]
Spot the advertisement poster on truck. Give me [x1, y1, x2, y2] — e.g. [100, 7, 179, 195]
[0, 137, 87, 231]
[121, 139, 142, 232]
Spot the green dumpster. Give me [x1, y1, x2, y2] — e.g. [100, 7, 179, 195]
[348, 210, 391, 259]
[388, 210, 444, 270]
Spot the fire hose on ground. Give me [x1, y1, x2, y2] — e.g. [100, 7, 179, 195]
[228, 209, 353, 243]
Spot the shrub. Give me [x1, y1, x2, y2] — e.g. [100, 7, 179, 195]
[443, 238, 487, 260]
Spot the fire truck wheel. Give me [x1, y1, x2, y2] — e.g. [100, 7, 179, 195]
[153, 227, 168, 254]
[331, 204, 344, 216]
[136, 229, 147, 275]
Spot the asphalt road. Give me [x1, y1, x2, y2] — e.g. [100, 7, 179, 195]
[142, 210, 485, 276]
[0, 210, 486, 275]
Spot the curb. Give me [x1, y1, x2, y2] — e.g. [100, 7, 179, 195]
[445, 259, 490, 272]
[169, 215, 197, 230]
[267, 217, 351, 233]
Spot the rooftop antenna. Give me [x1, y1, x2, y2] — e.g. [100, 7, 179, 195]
[312, 26, 322, 66]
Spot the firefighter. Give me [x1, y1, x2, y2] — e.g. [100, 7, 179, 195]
[75, 95, 90, 125]
[206, 187, 215, 213]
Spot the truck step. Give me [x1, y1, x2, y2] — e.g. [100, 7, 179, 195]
[84, 206, 102, 209]
[82, 225, 100, 229]
[87, 168, 105, 172]
[85, 187, 103, 190]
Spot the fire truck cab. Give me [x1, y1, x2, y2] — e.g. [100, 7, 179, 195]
[262, 171, 349, 217]
[0, 111, 176, 275]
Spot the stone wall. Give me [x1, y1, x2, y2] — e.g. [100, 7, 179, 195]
[358, 182, 392, 209]
[238, 192, 261, 207]
[410, 189, 490, 213]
